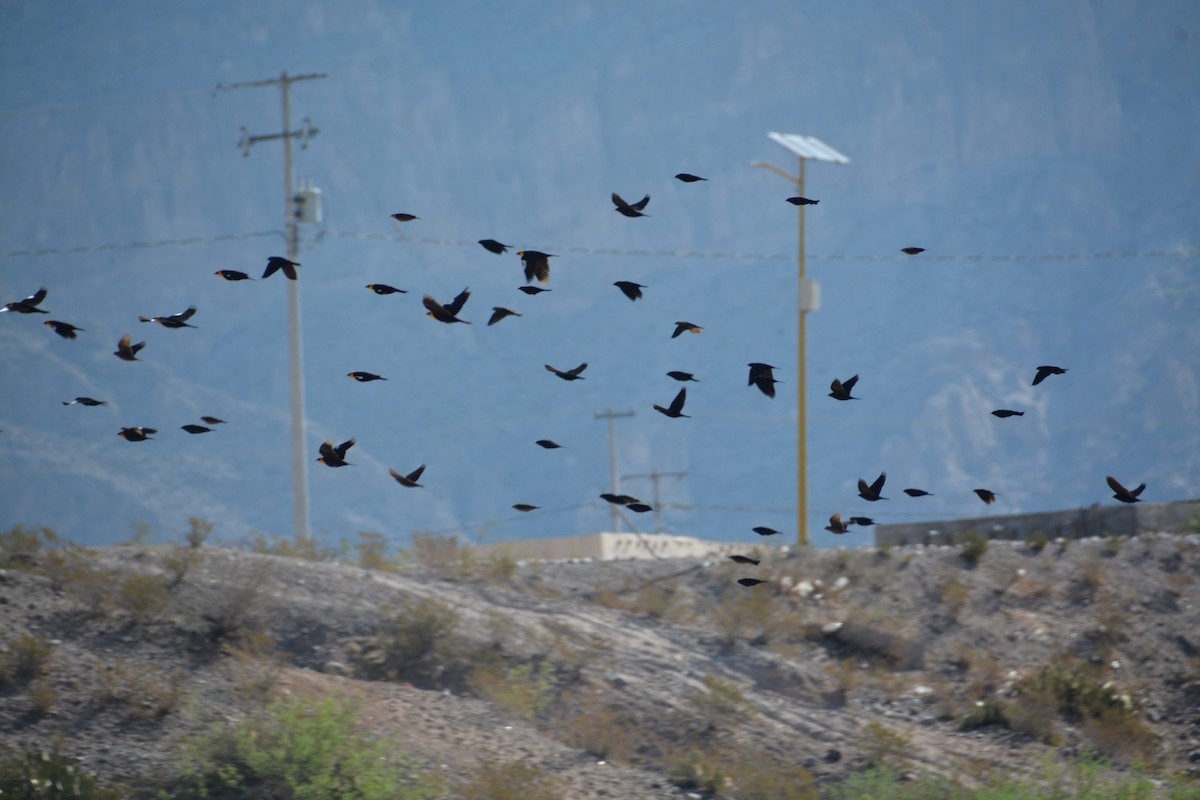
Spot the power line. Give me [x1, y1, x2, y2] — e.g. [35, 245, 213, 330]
[0, 85, 219, 118]
[0, 230, 281, 259]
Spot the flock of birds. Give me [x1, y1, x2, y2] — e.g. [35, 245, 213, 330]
[2, 177, 1150, 586]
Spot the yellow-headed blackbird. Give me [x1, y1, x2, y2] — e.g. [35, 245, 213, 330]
[139, 305, 197, 329]
[348, 371, 387, 382]
[973, 488, 997, 504]
[118, 427, 156, 441]
[517, 251, 554, 284]
[215, 270, 253, 281]
[2, 287, 48, 314]
[114, 333, 145, 361]
[45, 320, 83, 339]
[317, 438, 355, 467]
[826, 513, 850, 534]
[366, 283, 405, 295]
[672, 321, 702, 338]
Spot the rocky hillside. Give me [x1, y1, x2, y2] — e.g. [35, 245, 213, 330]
[1, 523, 1198, 798]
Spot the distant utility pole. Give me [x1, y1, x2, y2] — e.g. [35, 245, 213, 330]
[622, 470, 686, 534]
[594, 407, 636, 532]
[219, 71, 325, 544]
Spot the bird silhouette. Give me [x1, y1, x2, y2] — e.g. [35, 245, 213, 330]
[903, 488, 933, 497]
[614, 281, 645, 301]
[829, 375, 859, 401]
[535, 440, 562, 449]
[545, 362, 587, 381]
[488, 307, 521, 326]
[787, 196, 819, 205]
[512, 504, 539, 513]
[728, 555, 760, 565]
[2, 287, 49, 314]
[200, 416, 226, 425]
[675, 173, 706, 182]
[672, 321, 702, 338]
[139, 305, 197, 329]
[992, 409, 1025, 418]
[348, 371, 386, 382]
[654, 387, 690, 418]
[366, 283, 406, 295]
[752, 526, 781, 537]
[748, 363, 779, 398]
[848, 516, 876, 526]
[973, 489, 997, 504]
[1106, 475, 1146, 504]
[1032, 366, 1067, 386]
[738, 578, 769, 587]
[423, 291, 471, 324]
[215, 270, 254, 281]
[478, 239, 510, 255]
[117, 427, 156, 442]
[181, 424, 212, 434]
[263, 256, 299, 280]
[826, 513, 850, 534]
[626, 503, 653, 513]
[114, 333, 145, 362]
[389, 465, 426, 488]
[317, 438, 356, 467]
[600, 493, 640, 506]
[63, 397, 106, 407]
[667, 371, 699, 382]
[390, 213, 419, 222]
[44, 320, 83, 339]
[858, 472, 888, 501]
[901, 247, 925, 255]
[612, 192, 651, 217]
[517, 251, 554, 284]
[517, 285, 551, 296]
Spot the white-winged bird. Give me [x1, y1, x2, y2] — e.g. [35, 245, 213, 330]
[858, 472, 888, 501]
[45, 320, 84, 339]
[63, 397, 106, 407]
[2, 287, 49, 314]
[826, 513, 850, 534]
[614, 281, 645, 301]
[215, 270, 254, 281]
[672, 321, 702, 338]
[478, 239, 510, 255]
[973, 488, 997, 505]
[654, 387, 689, 418]
[366, 283, 405, 295]
[139, 305, 197, 329]
[612, 192, 651, 217]
[546, 362, 587, 381]
[1032, 365, 1067, 386]
[748, 363, 778, 398]
[317, 438, 356, 467]
[263, 256, 299, 280]
[389, 465, 426, 488]
[488, 307, 521, 326]
[829, 375, 859, 401]
[348, 371, 386, 382]
[517, 250, 554, 284]
[992, 409, 1024, 418]
[118, 427, 156, 442]
[423, 290, 471, 324]
[114, 333, 145, 361]
[1106, 475, 1145, 504]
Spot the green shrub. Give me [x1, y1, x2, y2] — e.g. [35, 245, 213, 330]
[364, 597, 463, 686]
[116, 572, 172, 624]
[0, 749, 123, 799]
[1027, 531, 1049, 553]
[0, 524, 59, 570]
[403, 532, 475, 578]
[956, 531, 988, 566]
[669, 751, 729, 794]
[97, 658, 187, 720]
[0, 633, 54, 686]
[687, 674, 755, 723]
[468, 659, 558, 720]
[458, 761, 562, 800]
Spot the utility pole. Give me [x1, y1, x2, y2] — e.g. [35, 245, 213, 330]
[622, 470, 686, 534]
[594, 407, 636, 532]
[220, 71, 325, 544]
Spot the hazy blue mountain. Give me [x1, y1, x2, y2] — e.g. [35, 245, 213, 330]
[1, 1, 1197, 550]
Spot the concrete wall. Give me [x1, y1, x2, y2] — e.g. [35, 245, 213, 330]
[475, 532, 748, 562]
[874, 499, 1199, 548]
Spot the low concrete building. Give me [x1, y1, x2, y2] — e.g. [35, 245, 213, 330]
[874, 499, 1199, 548]
[474, 531, 750, 562]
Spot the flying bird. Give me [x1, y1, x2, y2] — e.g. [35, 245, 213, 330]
[738, 578, 769, 587]
[992, 409, 1025, 418]
[1032, 366, 1067, 386]
[181, 424, 212, 434]
[748, 363, 779, 398]
[787, 196, 819, 205]
[728, 555, 760, 565]
[348, 371, 386, 382]
[44, 320, 84, 339]
[512, 504, 539, 513]
[752, 526, 781, 537]
[826, 513, 850, 534]
[390, 213, 419, 222]
[600, 493, 640, 506]
[848, 516, 876, 526]
[215, 270, 254, 281]
[2, 287, 49, 314]
[117, 427, 156, 442]
[667, 371, 699, 382]
[613, 281, 645, 301]
[672, 321, 702, 338]
[903, 488, 933, 497]
[626, 503, 653, 513]
[389, 465, 426, 488]
[829, 375, 859, 401]
[423, 290, 471, 324]
[478, 239, 510, 255]
[139, 305, 197, 329]
[858, 472, 888, 501]
[535, 440, 561, 449]
[263, 256, 299, 280]
[487, 307, 521, 326]
[366, 283, 406, 295]
[612, 192, 651, 217]
[653, 387, 690, 418]
[545, 362, 587, 381]
[675, 173, 707, 182]
[114, 333, 145, 361]
[517, 285, 551, 296]
[317, 438, 356, 467]
[200, 416, 226, 425]
[973, 489, 997, 505]
[517, 250, 554, 284]
[1106, 475, 1146, 504]
[901, 247, 925, 255]
[63, 397, 106, 407]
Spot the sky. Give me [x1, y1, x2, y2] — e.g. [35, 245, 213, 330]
[1, 1, 1198, 552]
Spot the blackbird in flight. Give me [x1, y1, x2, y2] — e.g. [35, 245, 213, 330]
[728, 555, 760, 565]
[1032, 366, 1067, 386]
[390, 213, 419, 222]
[614, 281, 645, 301]
[389, 465, 426, 488]
[627, 503, 652, 513]
[672, 321, 702, 338]
[517, 251, 554, 284]
[748, 363, 778, 398]
[200, 416, 226, 425]
[829, 375, 859, 401]
[675, 173, 706, 182]
[992, 409, 1024, 418]
[118, 427, 156, 442]
[903, 488, 933, 497]
[114, 333, 145, 361]
[667, 371, 699, 382]
[654, 387, 689, 418]
[848, 516, 876, 526]
[753, 526, 781, 537]
[535, 440, 562, 449]
[2, 287, 48, 314]
[478, 239, 510, 255]
[348, 372, 386, 382]
[546, 362, 587, 381]
[488, 307, 521, 326]
[901, 247, 925, 255]
[600, 493, 640, 506]
[263, 256, 299, 280]
[45, 320, 83, 339]
[215, 270, 253, 281]
[517, 286, 551, 296]
[612, 192, 651, 217]
[826, 513, 850, 534]
[858, 472, 888, 501]
[787, 197, 819, 205]
[1106, 475, 1145, 504]
[317, 438, 355, 467]
[738, 578, 769, 587]
[423, 290, 471, 324]
[366, 283, 406, 295]
[63, 397, 106, 407]
[512, 504, 539, 513]
[139, 306, 197, 329]
[181, 424, 212, 434]
[974, 489, 997, 505]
